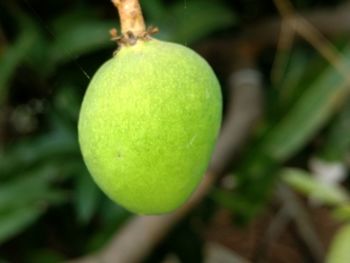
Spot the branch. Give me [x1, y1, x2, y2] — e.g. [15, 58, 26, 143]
[210, 69, 263, 174]
[273, 0, 350, 81]
[111, 0, 145, 36]
[110, 0, 158, 46]
[245, 1, 350, 46]
[277, 184, 325, 262]
[197, 0, 350, 71]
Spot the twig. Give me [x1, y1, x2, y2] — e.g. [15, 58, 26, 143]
[254, 183, 325, 262]
[210, 68, 263, 174]
[243, 1, 350, 48]
[195, 1, 350, 83]
[270, 19, 295, 87]
[277, 183, 324, 262]
[273, 0, 350, 81]
[253, 205, 291, 262]
[111, 0, 145, 36]
[110, 0, 157, 46]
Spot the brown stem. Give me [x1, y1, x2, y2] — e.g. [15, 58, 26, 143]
[112, 0, 145, 34]
[111, 0, 147, 44]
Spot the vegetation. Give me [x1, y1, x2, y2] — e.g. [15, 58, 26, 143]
[1, 0, 350, 262]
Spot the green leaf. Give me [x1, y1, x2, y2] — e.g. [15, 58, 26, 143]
[0, 165, 68, 210]
[0, 165, 68, 243]
[99, 199, 129, 226]
[27, 249, 65, 263]
[0, 27, 38, 104]
[222, 152, 280, 222]
[210, 187, 258, 220]
[51, 9, 98, 34]
[86, 199, 129, 251]
[75, 169, 101, 224]
[262, 46, 350, 161]
[282, 168, 349, 206]
[156, 0, 236, 44]
[318, 100, 350, 161]
[0, 204, 44, 244]
[0, 123, 78, 177]
[264, 72, 348, 161]
[326, 223, 350, 263]
[141, 0, 165, 21]
[333, 205, 350, 222]
[277, 49, 311, 109]
[229, 45, 350, 221]
[0, 2, 45, 103]
[49, 20, 115, 64]
[54, 84, 82, 121]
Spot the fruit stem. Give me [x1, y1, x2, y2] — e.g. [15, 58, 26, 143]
[111, 0, 151, 45]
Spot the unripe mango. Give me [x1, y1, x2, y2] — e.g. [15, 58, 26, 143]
[78, 39, 222, 214]
[326, 224, 350, 263]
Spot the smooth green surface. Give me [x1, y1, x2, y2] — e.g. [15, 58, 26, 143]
[326, 224, 350, 263]
[78, 39, 222, 214]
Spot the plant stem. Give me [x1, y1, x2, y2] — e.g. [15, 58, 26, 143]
[111, 0, 146, 36]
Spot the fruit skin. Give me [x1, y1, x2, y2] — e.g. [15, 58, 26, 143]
[326, 223, 350, 263]
[78, 39, 222, 214]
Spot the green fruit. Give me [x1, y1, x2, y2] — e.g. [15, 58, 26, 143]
[78, 39, 222, 214]
[326, 224, 350, 263]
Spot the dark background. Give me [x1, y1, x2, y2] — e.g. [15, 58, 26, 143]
[1, 0, 350, 262]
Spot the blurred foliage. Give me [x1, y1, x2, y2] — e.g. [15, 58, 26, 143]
[282, 168, 349, 206]
[213, 43, 350, 222]
[0, 0, 350, 262]
[0, 0, 235, 261]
